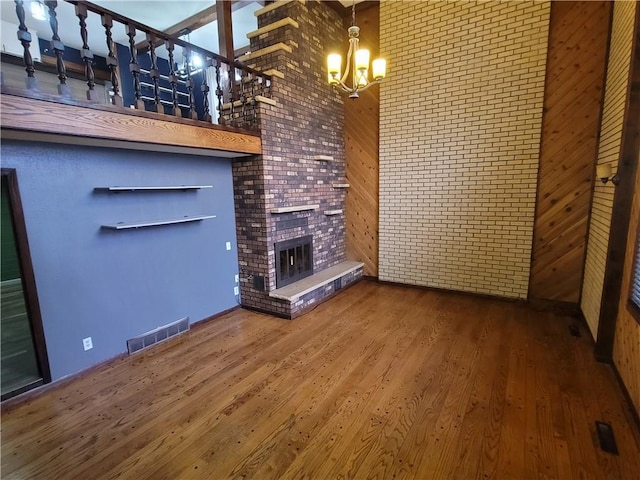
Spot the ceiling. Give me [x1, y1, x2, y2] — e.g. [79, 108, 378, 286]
[0, 0, 365, 65]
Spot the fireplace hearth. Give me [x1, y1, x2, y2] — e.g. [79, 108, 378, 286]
[275, 235, 313, 288]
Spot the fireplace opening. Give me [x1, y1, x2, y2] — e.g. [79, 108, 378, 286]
[275, 235, 313, 288]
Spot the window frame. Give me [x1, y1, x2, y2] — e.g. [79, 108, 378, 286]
[627, 221, 640, 325]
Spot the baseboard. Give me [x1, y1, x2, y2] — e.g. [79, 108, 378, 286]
[527, 298, 582, 316]
[375, 278, 528, 305]
[611, 361, 640, 435]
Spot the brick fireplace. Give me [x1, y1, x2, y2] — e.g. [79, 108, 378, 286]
[232, 0, 363, 319]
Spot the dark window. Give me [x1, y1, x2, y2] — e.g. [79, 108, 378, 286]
[628, 226, 640, 324]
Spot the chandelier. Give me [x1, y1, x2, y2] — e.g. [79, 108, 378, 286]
[327, 1, 386, 98]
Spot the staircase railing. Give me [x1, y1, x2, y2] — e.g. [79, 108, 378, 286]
[7, 0, 271, 130]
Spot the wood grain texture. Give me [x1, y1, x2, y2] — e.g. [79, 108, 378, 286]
[0, 93, 262, 155]
[2, 281, 639, 479]
[530, 1, 612, 303]
[344, 5, 379, 278]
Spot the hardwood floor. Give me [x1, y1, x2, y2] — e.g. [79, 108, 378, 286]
[2, 280, 639, 479]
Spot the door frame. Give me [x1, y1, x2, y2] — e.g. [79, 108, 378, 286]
[1, 168, 51, 401]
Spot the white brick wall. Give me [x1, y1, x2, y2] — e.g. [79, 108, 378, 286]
[581, 1, 637, 339]
[379, 0, 550, 298]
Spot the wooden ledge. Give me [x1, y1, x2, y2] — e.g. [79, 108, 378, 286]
[240, 43, 293, 62]
[1, 92, 261, 155]
[262, 69, 285, 79]
[324, 209, 343, 216]
[247, 18, 299, 39]
[270, 204, 319, 214]
[254, 0, 305, 17]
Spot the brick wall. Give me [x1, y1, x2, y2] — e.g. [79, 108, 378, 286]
[233, 0, 347, 316]
[378, 0, 550, 299]
[581, 1, 637, 339]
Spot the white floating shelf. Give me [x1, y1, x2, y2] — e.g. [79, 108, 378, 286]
[95, 185, 212, 192]
[332, 183, 351, 189]
[102, 215, 216, 230]
[324, 209, 343, 216]
[270, 204, 319, 214]
[311, 155, 334, 162]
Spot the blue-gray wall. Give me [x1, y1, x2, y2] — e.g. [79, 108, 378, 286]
[2, 140, 240, 380]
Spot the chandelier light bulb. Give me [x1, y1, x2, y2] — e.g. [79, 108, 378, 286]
[327, 53, 342, 84]
[372, 58, 386, 80]
[355, 49, 370, 71]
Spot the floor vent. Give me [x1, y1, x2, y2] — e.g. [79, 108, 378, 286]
[595, 421, 619, 454]
[126, 317, 189, 355]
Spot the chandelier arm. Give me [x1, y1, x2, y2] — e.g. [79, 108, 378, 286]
[355, 78, 382, 93]
[340, 36, 357, 85]
[333, 80, 355, 94]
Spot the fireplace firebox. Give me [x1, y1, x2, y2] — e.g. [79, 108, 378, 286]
[275, 235, 313, 288]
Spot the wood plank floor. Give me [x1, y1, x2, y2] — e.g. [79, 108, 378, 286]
[2, 280, 639, 479]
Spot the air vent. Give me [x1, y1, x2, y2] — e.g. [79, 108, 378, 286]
[127, 317, 189, 355]
[595, 421, 619, 454]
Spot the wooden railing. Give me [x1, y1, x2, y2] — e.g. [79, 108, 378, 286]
[7, 0, 271, 131]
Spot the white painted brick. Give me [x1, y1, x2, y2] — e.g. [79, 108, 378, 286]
[582, 1, 635, 338]
[379, 0, 550, 299]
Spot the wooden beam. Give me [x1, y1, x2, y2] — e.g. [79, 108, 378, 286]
[0, 93, 261, 155]
[217, 0, 235, 61]
[135, 1, 256, 54]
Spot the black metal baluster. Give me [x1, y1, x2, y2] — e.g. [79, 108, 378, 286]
[184, 49, 197, 120]
[228, 66, 236, 126]
[44, 1, 70, 97]
[14, 0, 38, 90]
[126, 23, 144, 109]
[75, 3, 97, 101]
[165, 40, 181, 117]
[201, 59, 212, 123]
[250, 72, 257, 128]
[215, 61, 223, 124]
[102, 13, 122, 106]
[239, 71, 247, 126]
[146, 33, 163, 114]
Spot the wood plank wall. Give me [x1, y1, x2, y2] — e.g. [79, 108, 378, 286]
[529, 1, 612, 303]
[342, 2, 612, 292]
[343, 4, 380, 277]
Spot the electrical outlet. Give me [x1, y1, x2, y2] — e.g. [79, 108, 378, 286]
[234, 274, 239, 283]
[226, 241, 232, 251]
[82, 337, 93, 351]
[234, 286, 239, 295]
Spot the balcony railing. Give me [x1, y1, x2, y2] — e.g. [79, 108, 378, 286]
[5, 0, 271, 131]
